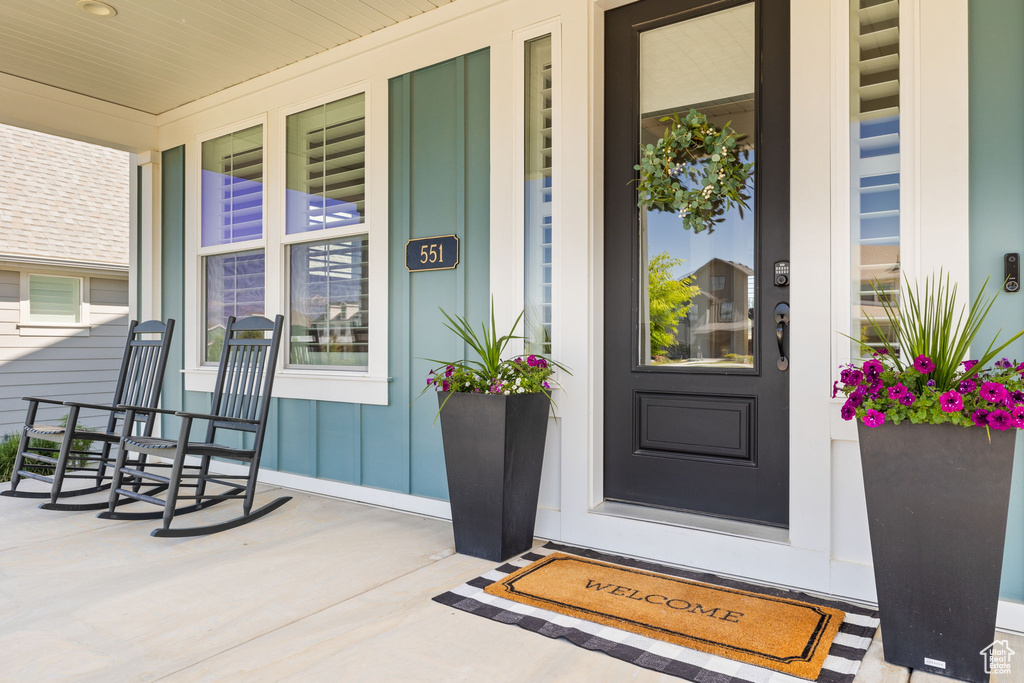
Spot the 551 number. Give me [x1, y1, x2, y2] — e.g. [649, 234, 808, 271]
[420, 243, 444, 264]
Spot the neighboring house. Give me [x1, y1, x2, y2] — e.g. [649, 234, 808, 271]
[0, 123, 130, 434]
[1, 0, 1023, 633]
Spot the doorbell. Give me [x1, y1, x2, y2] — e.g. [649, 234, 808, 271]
[1005, 253, 1020, 293]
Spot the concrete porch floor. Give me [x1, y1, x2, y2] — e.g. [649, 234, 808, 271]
[1, 481, 1022, 683]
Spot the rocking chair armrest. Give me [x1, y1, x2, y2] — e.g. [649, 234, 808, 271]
[21, 396, 66, 406]
[116, 404, 180, 416]
[62, 400, 123, 413]
[174, 410, 259, 426]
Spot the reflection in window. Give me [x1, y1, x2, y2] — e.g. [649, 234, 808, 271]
[286, 94, 366, 235]
[289, 236, 369, 369]
[851, 0, 900, 356]
[524, 35, 554, 355]
[205, 251, 265, 362]
[639, 3, 756, 367]
[201, 125, 263, 247]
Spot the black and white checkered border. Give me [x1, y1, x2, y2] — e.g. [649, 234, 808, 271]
[433, 542, 879, 683]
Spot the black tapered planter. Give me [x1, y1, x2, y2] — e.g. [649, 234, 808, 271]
[858, 422, 1016, 683]
[437, 391, 550, 562]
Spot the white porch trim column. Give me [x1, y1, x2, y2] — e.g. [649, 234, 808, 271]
[137, 151, 162, 322]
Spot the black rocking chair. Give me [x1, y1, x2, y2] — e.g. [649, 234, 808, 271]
[99, 315, 291, 537]
[1, 319, 175, 510]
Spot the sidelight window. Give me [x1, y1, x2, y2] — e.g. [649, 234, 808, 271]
[850, 0, 901, 355]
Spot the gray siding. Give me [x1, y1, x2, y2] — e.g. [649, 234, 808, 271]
[0, 269, 129, 435]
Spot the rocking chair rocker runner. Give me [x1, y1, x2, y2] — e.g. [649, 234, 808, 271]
[1, 319, 175, 510]
[100, 315, 291, 537]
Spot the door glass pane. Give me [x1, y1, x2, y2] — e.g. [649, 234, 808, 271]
[639, 3, 756, 368]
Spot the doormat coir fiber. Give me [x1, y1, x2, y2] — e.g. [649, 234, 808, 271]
[434, 543, 879, 683]
[485, 552, 841, 679]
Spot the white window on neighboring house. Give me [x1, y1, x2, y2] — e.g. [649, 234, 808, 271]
[23, 273, 85, 325]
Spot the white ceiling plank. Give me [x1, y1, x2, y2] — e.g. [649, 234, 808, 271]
[293, 0, 387, 35]
[0, 0, 454, 114]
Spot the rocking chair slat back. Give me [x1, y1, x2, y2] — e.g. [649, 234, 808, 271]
[113, 320, 176, 422]
[209, 316, 283, 437]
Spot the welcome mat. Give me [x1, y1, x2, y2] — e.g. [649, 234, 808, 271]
[433, 542, 879, 683]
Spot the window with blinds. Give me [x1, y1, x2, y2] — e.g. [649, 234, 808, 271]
[204, 250, 266, 362]
[851, 0, 900, 354]
[286, 93, 366, 235]
[524, 35, 554, 355]
[289, 236, 369, 369]
[201, 125, 264, 247]
[28, 274, 81, 324]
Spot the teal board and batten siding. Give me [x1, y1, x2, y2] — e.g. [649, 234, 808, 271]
[159, 49, 490, 501]
[969, 0, 1024, 601]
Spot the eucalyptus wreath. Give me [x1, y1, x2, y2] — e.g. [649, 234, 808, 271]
[634, 109, 754, 234]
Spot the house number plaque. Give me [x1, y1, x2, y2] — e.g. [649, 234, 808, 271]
[406, 235, 459, 272]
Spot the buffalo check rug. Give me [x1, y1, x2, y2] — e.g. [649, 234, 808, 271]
[433, 542, 879, 682]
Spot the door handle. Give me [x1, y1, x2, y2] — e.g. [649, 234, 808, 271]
[774, 302, 790, 371]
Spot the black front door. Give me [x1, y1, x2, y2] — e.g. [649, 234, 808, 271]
[603, 0, 790, 526]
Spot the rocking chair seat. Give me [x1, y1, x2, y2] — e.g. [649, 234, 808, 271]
[121, 435, 255, 461]
[25, 424, 121, 443]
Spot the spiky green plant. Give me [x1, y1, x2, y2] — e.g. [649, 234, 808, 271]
[854, 271, 1024, 391]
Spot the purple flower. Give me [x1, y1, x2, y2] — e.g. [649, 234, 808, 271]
[913, 355, 936, 373]
[876, 348, 890, 356]
[526, 355, 539, 367]
[538, 358, 548, 369]
[840, 402, 856, 421]
[972, 409, 991, 426]
[887, 383, 909, 400]
[848, 386, 867, 407]
[445, 365, 454, 378]
[1012, 391, 1024, 404]
[958, 379, 977, 394]
[1017, 362, 1024, 374]
[868, 379, 884, 397]
[840, 368, 864, 386]
[988, 409, 1013, 431]
[863, 359, 884, 381]
[979, 382, 1009, 404]
[926, 379, 936, 387]
[963, 360, 978, 371]
[441, 380, 450, 392]
[898, 392, 916, 406]
[862, 409, 885, 428]
[542, 381, 551, 390]
[939, 391, 964, 412]
[996, 358, 1013, 369]
[426, 377, 433, 386]
[832, 381, 840, 399]
[1013, 407, 1024, 429]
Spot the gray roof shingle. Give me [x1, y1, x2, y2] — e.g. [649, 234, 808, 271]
[0, 123, 129, 267]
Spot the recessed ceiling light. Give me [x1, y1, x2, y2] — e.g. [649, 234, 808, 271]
[76, 0, 117, 17]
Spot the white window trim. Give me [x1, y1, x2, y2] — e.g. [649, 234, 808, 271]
[18, 270, 90, 336]
[185, 86, 389, 405]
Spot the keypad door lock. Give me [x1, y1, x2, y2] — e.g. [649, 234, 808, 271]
[774, 260, 790, 287]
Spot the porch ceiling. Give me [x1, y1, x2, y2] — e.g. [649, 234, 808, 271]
[0, 0, 453, 116]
